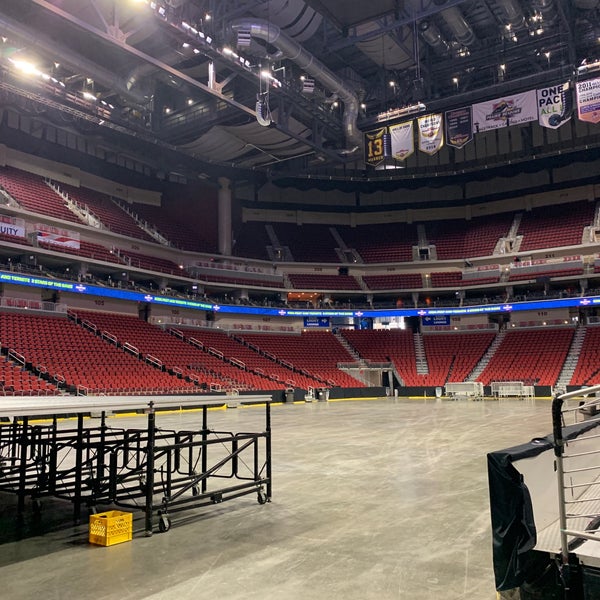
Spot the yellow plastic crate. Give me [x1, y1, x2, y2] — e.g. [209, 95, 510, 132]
[89, 510, 132, 546]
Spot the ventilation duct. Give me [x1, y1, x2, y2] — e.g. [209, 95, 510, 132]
[0, 13, 148, 106]
[440, 6, 476, 46]
[231, 18, 361, 149]
[249, 0, 322, 42]
[573, 0, 599, 8]
[496, 0, 525, 30]
[354, 21, 414, 71]
[419, 20, 449, 54]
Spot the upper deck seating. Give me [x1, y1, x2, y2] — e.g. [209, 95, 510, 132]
[362, 273, 423, 290]
[232, 221, 272, 260]
[271, 223, 341, 263]
[426, 214, 513, 259]
[132, 202, 218, 253]
[517, 201, 595, 252]
[60, 184, 155, 242]
[337, 223, 417, 263]
[0, 167, 82, 224]
[288, 273, 361, 290]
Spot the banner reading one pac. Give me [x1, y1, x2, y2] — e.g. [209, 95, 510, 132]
[389, 121, 414, 161]
[576, 78, 600, 124]
[417, 113, 444, 155]
[537, 82, 572, 129]
[445, 106, 472, 149]
[472, 90, 537, 132]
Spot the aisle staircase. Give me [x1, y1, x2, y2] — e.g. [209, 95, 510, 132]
[414, 333, 429, 375]
[334, 331, 364, 364]
[467, 329, 506, 382]
[555, 324, 586, 391]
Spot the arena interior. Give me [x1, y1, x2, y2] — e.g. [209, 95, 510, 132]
[2, 1, 600, 599]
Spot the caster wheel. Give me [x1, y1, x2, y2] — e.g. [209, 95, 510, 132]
[191, 485, 200, 497]
[158, 513, 171, 533]
[257, 490, 268, 505]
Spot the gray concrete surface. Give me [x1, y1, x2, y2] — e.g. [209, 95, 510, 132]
[0, 397, 554, 599]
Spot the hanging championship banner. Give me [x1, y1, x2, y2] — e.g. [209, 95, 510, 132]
[472, 90, 537, 132]
[576, 78, 600, 124]
[537, 82, 572, 129]
[418, 113, 444, 155]
[445, 107, 472, 148]
[389, 121, 414, 161]
[364, 127, 388, 167]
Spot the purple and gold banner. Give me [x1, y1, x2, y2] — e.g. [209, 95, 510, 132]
[445, 107, 472, 149]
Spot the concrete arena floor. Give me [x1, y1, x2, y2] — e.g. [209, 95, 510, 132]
[0, 397, 555, 600]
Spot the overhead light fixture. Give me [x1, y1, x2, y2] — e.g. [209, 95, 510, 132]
[9, 58, 40, 76]
[578, 59, 600, 74]
[375, 102, 426, 123]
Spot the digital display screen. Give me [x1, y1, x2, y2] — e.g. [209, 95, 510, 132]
[1, 270, 596, 319]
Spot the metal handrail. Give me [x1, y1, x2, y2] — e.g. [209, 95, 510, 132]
[553, 384, 600, 567]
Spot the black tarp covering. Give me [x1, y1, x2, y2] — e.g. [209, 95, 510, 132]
[487, 437, 549, 591]
[488, 420, 600, 591]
